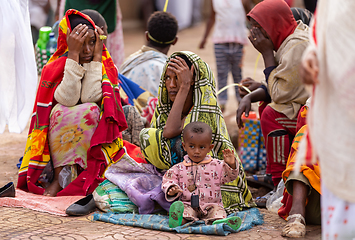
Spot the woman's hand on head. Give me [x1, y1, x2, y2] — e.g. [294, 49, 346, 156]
[93, 26, 104, 62]
[168, 56, 195, 91]
[249, 27, 274, 56]
[163, 56, 195, 139]
[67, 24, 89, 62]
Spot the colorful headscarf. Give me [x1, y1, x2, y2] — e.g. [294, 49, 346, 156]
[247, 0, 298, 51]
[18, 9, 127, 196]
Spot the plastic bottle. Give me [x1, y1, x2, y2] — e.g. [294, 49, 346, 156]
[46, 32, 57, 57]
[35, 26, 52, 75]
[36, 26, 52, 50]
[52, 20, 60, 41]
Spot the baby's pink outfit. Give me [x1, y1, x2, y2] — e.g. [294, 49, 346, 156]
[162, 155, 239, 222]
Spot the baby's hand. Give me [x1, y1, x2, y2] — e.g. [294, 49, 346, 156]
[167, 185, 183, 196]
[223, 149, 237, 169]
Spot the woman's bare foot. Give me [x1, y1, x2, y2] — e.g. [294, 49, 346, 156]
[281, 214, 306, 238]
[281, 180, 308, 237]
[287, 180, 308, 223]
[43, 179, 62, 197]
[43, 166, 63, 197]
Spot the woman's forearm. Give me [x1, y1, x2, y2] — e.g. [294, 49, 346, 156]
[81, 61, 103, 103]
[54, 59, 85, 106]
[246, 87, 268, 103]
[262, 50, 276, 69]
[163, 87, 190, 139]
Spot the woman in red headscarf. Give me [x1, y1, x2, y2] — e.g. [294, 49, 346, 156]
[236, 0, 309, 206]
[17, 9, 134, 197]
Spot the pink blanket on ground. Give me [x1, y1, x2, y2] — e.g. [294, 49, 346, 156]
[0, 189, 83, 216]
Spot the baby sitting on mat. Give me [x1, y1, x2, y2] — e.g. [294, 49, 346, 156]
[162, 121, 241, 230]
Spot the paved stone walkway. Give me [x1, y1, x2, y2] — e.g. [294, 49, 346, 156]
[0, 207, 320, 240]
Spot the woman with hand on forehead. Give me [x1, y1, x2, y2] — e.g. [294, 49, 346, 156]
[140, 51, 255, 213]
[18, 10, 127, 197]
[236, 0, 309, 207]
[65, 14, 103, 67]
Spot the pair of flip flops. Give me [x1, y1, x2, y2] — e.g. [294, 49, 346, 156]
[168, 201, 242, 231]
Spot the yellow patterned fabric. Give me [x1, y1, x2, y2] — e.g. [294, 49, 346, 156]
[282, 125, 321, 194]
[139, 51, 255, 212]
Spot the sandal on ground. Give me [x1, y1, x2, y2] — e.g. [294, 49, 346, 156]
[213, 216, 242, 231]
[169, 201, 184, 228]
[281, 214, 306, 238]
[246, 174, 274, 190]
[66, 194, 96, 216]
[255, 190, 274, 208]
[0, 182, 15, 198]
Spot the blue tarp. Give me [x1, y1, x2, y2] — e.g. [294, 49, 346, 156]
[93, 208, 263, 236]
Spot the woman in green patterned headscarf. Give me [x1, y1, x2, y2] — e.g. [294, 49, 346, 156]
[139, 51, 255, 212]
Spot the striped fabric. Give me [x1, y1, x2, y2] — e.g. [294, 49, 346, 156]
[93, 179, 138, 213]
[278, 125, 321, 221]
[214, 43, 244, 104]
[260, 105, 299, 186]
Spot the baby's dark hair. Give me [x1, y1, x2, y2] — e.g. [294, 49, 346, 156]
[182, 122, 212, 142]
[147, 11, 178, 48]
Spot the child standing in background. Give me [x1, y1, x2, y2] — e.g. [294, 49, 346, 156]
[199, 0, 250, 110]
[161, 122, 241, 230]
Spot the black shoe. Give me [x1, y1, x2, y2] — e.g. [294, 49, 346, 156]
[0, 182, 15, 198]
[66, 194, 96, 216]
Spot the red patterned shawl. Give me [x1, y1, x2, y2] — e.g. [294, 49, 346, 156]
[18, 9, 127, 196]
